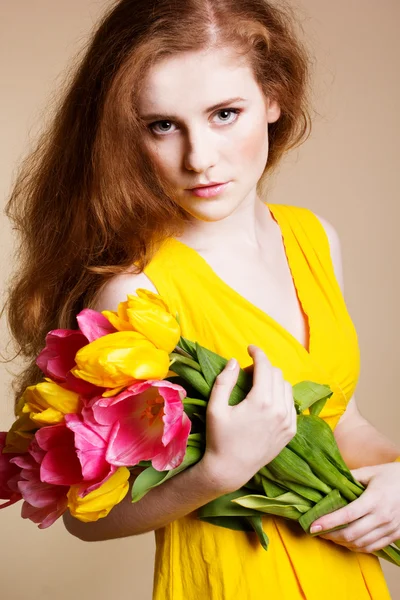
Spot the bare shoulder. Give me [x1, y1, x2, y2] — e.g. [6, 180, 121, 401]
[91, 270, 158, 312]
[312, 212, 344, 293]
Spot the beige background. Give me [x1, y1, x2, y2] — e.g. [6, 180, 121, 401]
[1, 0, 399, 598]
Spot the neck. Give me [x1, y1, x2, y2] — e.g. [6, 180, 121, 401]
[176, 192, 274, 253]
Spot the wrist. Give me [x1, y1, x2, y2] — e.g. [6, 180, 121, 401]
[198, 453, 241, 495]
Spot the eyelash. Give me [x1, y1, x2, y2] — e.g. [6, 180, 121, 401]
[148, 108, 242, 136]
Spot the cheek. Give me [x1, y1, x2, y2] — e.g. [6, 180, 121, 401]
[234, 121, 269, 167]
[145, 140, 178, 178]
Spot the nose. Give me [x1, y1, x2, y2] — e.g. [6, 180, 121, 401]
[183, 125, 218, 173]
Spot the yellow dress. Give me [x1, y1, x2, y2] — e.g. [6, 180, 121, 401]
[144, 203, 392, 600]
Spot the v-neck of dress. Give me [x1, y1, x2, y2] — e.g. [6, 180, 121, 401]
[167, 203, 312, 357]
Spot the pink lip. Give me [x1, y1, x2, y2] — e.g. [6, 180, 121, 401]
[187, 182, 230, 198]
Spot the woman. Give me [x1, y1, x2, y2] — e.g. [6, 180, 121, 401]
[3, 0, 399, 598]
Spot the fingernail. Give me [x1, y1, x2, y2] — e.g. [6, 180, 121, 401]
[310, 525, 322, 534]
[226, 358, 238, 370]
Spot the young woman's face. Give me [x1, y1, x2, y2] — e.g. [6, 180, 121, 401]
[137, 46, 281, 222]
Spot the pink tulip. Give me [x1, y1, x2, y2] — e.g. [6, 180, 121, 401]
[76, 308, 117, 342]
[34, 410, 117, 496]
[93, 381, 191, 471]
[10, 439, 69, 528]
[35, 424, 82, 486]
[64, 403, 117, 496]
[35, 310, 115, 396]
[0, 432, 23, 508]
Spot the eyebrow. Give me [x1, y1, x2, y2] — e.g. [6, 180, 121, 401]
[139, 97, 247, 121]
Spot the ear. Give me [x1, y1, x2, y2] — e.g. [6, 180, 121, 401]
[266, 98, 281, 123]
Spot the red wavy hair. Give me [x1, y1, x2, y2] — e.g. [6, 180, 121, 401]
[2, 0, 312, 408]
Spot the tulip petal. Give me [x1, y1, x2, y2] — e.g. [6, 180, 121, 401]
[153, 381, 187, 446]
[106, 418, 165, 466]
[36, 329, 87, 380]
[18, 479, 66, 508]
[35, 425, 82, 485]
[152, 412, 192, 471]
[72, 332, 170, 388]
[77, 309, 117, 342]
[65, 413, 112, 482]
[67, 467, 130, 522]
[0, 432, 23, 506]
[135, 289, 170, 311]
[21, 498, 68, 528]
[21, 381, 81, 426]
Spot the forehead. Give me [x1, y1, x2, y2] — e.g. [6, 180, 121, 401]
[137, 47, 259, 115]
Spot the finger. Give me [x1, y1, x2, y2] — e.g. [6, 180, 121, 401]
[318, 513, 380, 545]
[361, 533, 397, 554]
[247, 345, 272, 392]
[353, 522, 397, 551]
[310, 494, 374, 533]
[208, 358, 239, 413]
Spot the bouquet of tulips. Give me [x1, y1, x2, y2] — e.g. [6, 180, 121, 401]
[1, 290, 399, 566]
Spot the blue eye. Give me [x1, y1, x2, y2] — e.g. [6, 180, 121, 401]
[149, 120, 176, 135]
[148, 107, 242, 136]
[214, 108, 241, 124]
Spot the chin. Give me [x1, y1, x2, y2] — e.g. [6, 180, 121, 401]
[179, 194, 244, 222]
[185, 203, 238, 222]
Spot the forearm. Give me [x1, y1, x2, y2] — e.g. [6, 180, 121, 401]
[63, 458, 228, 542]
[334, 420, 400, 469]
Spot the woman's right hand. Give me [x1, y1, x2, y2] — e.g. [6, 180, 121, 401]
[200, 344, 297, 494]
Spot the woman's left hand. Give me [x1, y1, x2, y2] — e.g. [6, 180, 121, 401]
[309, 462, 400, 553]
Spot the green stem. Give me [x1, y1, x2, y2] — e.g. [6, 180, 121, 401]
[183, 398, 207, 407]
[169, 353, 201, 371]
[173, 346, 192, 359]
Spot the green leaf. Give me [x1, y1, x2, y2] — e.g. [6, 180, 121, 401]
[287, 415, 363, 501]
[198, 489, 264, 519]
[195, 343, 220, 388]
[258, 465, 324, 503]
[268, 446, 332, 494]
[170, 353, 201, 371]
[131, 445, 202, 502]
[182, 398, 207, 422]
[178, 337, 197, 358]
[169, 361, 210, 397]
[260, 476, 288, 498]
[193, 343, 252, 399]
[131, 467, 167, 502]
[298, 489, 348, 534]
[199, 515, 256, 533]
[292, 381, 333, 414]
[194, 343, 250, 406]
[295, 415, 365, 492]
[374, 546, 400, 567]
[232, 492, 311, 517]
[246, 516, 270, 551]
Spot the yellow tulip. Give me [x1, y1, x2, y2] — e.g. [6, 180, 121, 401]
[67, 467, 130, 522]
[102, 300, 132, 331]
[3, 413, 36, 453]
[19, 380, 81, 426]
[71, 331, 170, 388]
[102, 289, 180, 354]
